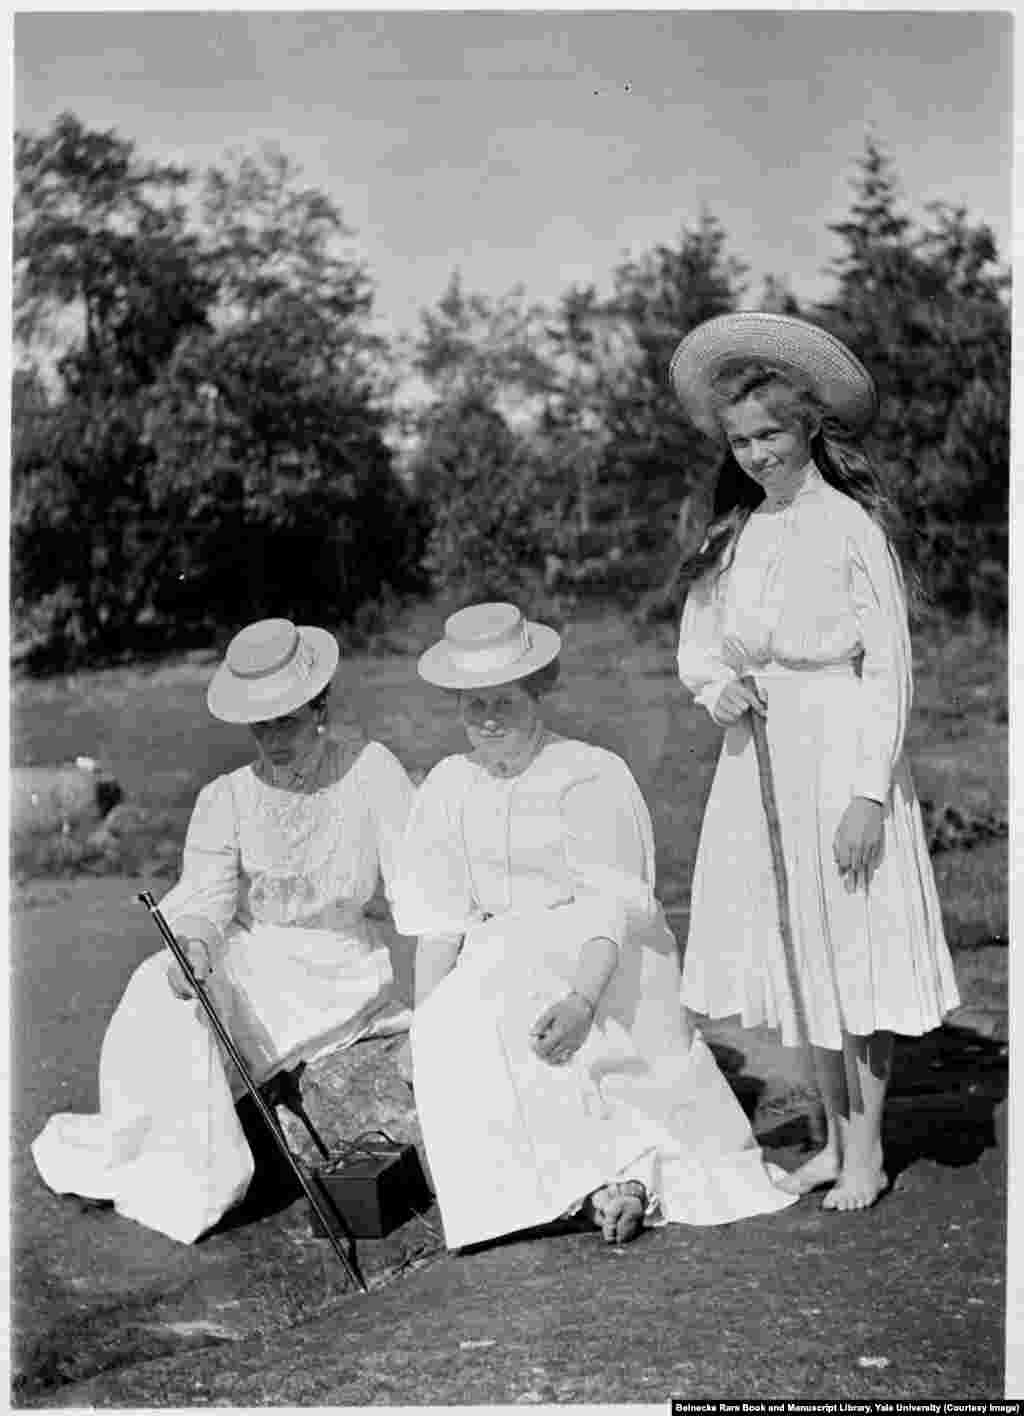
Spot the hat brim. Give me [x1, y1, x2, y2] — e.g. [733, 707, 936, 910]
[418, 623, 561, 690]
[207, 625, 340, 724]
[669, 313, 878, 439]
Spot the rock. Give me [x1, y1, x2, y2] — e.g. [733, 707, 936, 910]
[101, 803, 153, 838]
[10, 763, 123, 840]
[274, 1034, 421, 1169]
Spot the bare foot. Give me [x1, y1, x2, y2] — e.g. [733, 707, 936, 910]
[775, 1146, 840, 1196]
[585, 1181, 647, 1244]
[822, 1166, 889, 1211]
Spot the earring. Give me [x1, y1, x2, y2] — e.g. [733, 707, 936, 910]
[316, 722, 326, 736]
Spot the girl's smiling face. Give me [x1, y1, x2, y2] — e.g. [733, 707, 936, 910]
[721, 394, 817, 497]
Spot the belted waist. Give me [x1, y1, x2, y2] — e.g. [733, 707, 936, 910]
[743, 660, 858, 682]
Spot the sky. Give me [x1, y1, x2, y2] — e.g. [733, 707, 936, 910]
[13, 9, 1014, 345]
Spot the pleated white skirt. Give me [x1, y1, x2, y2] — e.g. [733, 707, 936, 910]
[682, 671, 960, 1049]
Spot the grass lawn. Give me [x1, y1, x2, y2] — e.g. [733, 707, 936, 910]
[11, 603, 1008, 951]
[8, 604, 1008, 1405]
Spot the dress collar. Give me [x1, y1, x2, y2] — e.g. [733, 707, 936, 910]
[757, 460, 824, 513]
[471, 720, 549, 781]
[252, 732, 365, 793]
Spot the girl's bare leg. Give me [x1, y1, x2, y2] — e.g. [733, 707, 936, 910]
[824, 1030, 891, 1211]
[776, 1031, 891, 1208]
[776, 1046, 843, 1194]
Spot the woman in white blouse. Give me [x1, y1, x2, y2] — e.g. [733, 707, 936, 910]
[671, 314, 959, 1212]
[394, 602, 796, 1251]
[32, 619, 414, 1243]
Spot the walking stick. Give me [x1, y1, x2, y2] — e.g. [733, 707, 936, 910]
[137, 891, 367, 1292]
[740, 682, 826, 1148]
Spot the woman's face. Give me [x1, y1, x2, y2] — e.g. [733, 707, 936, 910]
[720, 395, 816, 496]
[459, 682, 540, 764]
[249, 702, 321, 769]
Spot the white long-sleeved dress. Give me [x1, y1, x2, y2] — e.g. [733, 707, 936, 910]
[394, 735, 796, 1252]
[677, 463, 958, 1049]
[31, 739, 413, 1243]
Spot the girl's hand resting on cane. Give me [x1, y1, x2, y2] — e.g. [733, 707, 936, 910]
[833, 798, 884, 891]
[530, 992, 595, 1066]
[712, 679, 767, 726]
[167, 937, 212, 999]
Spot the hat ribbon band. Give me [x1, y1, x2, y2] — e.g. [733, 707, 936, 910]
[448, 624, 532, 674]
[233, 634, 315, 684]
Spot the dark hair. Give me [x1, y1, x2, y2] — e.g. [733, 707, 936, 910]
[520, 658, 560, 699]
[307, 683, 332, 719]
[448, 658, 561, 702]
[677, 361, 921, 611]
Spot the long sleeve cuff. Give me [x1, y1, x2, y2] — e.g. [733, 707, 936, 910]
[851, 776, 889, 807]
[695, 678, 734, 722]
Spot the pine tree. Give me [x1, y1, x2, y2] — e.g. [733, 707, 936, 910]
[818, 136, 1009, 619]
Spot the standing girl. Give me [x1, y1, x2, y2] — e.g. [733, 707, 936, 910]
[670, 313, 959, 1211]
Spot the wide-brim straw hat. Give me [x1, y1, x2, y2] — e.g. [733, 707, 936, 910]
[669, 312, 878, 439]
[207, 619, 340, 724]
[418, 603, 561, 690]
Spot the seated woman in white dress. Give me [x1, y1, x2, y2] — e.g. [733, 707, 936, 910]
[393, 603, 797, 1252]
[32, 619, 414, 1244]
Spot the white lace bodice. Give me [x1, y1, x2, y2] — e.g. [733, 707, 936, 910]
[160, 740, 414, 947]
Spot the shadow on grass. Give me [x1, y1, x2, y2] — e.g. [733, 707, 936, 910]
[707, 1039, 766, 1122]
[206, 1095, 305, 1237]
[756, 1022, 1008, 1183]
[217, 1025, 1007, 1248]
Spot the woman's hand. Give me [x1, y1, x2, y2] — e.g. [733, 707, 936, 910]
[529, 992, 594, 1066]
[712, 679, 767, 726]
[833, 797, 885, 891]
[167, 937, 212, 999]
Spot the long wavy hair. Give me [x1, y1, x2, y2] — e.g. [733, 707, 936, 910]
[677, 361, 921, 611]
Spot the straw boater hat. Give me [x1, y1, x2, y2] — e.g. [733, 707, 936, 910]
[418, 603, 561, 690]
[207, 619, 340, 724]
[669, 312, 878, 439]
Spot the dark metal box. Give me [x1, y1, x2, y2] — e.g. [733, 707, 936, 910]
[309, 1135, 432, 1240]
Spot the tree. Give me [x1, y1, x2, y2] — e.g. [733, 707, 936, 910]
[410, 391, 542, 602]
[413, 271, 555, 410]
[13, 119, 424, 666]
[14, 111, 213, 393]
[819, 136, 1010, 619]
[591, 212, 748, 608]
[408, 278, 558, 601]
[145, 146, 424, 628]
[12, 113, 216, 659]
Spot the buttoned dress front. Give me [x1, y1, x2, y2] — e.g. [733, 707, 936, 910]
[394, 736, 796, 1252]
[677, 464, 959, 1049]
[31, 739, 413, 1243]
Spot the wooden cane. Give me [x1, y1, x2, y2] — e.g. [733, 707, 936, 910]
[740, 681, 827, 1147]
[137, 892, 367, 1291]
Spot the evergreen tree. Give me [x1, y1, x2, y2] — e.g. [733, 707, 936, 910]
[410, 277, 555, 601]
[819, 136, 1009, 618]
[595, 212, 748, 607]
